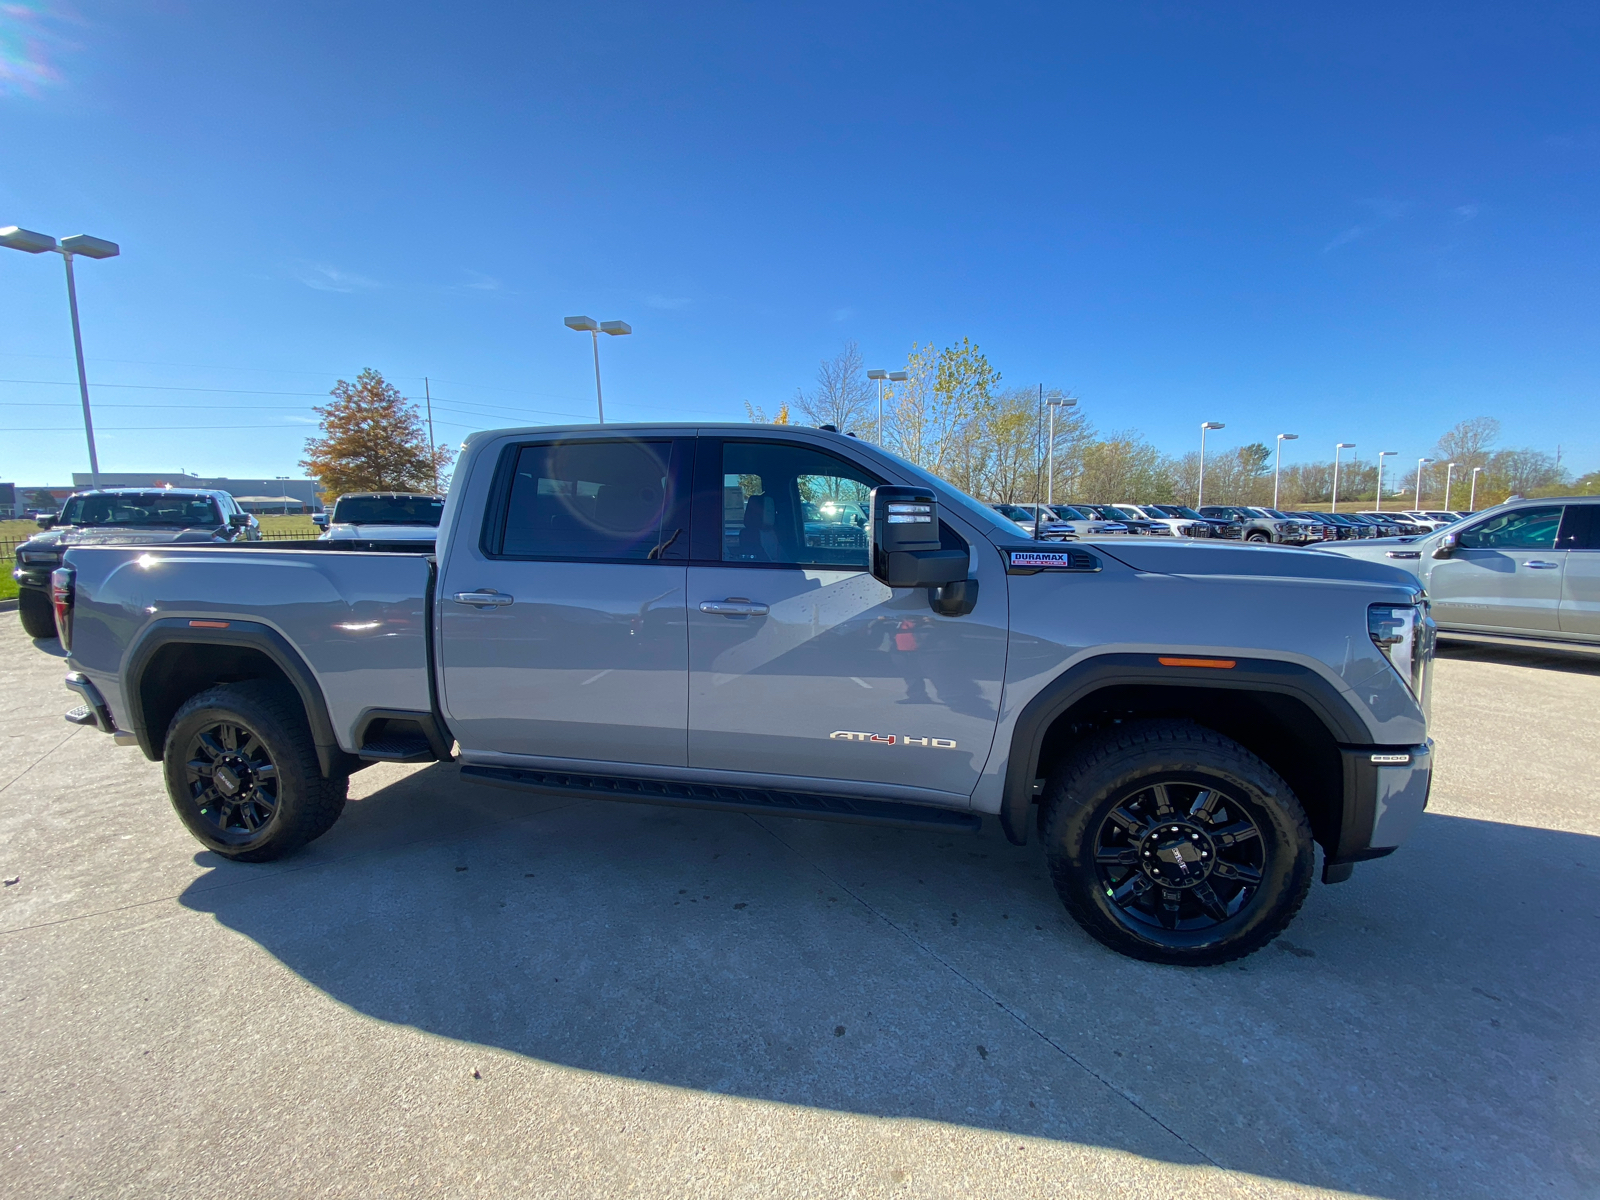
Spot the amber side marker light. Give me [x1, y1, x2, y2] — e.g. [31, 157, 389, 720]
[1158, 656, 1237, 669]
[189, 620, 231, 629]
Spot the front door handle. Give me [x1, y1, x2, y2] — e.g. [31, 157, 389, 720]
[453, 590, 515, 607]
[1524, 561, 1560, 569]
[699, 599, 769, 616]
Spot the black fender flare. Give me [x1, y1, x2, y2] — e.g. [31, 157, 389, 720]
[122, 618, 349, 777]
[998, 652, 1370, 845]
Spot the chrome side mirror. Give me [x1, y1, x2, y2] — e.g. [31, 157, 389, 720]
[1431, 531, 1458, 560]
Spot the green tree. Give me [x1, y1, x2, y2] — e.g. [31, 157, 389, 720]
[300, 369, 453, 496]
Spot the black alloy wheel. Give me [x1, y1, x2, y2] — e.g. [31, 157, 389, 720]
[1091, 780, 1264, 932]
[163, 681, 347, 861]
[1043, 720, 1314, 965]
[183, 720, 280, 842]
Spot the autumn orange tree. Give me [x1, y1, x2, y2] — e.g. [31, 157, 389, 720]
[300, 369, 453, 496]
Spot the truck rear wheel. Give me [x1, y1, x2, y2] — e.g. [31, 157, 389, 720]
[1041, 720, 1313, 966]
[18, 587, 57, 639]
[162, 681, 347, 862]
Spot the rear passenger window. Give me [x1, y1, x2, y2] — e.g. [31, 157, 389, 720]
[1557, 506, 1600, 551]
[1457, 506, 1562, 551]
[498, 440, 685, 560]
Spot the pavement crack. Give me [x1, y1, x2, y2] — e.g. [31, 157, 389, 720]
[746, 814, 1233, 1175]
[0, 724, 86, 797]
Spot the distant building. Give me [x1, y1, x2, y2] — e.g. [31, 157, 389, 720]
[70, 473, 324, 511]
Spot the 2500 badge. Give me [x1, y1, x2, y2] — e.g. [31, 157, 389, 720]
[830, 731, 958, 749]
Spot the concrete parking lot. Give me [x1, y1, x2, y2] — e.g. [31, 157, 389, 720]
[1, 619, 1596, 1199]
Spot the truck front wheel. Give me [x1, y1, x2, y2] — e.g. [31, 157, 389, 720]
[162, 681, 347, 862]
[18, 586, 57, 639]
[1042, 720, 1314, 966]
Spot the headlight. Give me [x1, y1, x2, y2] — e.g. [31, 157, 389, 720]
[21, 551, 61, 564]
[1273, 522, 1290, 532]
[1368, 600, 1435, 706]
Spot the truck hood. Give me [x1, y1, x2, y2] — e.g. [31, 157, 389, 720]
[1090, 538, 1419, 588]
[323, 523, 438, 541]
[34, 526, 224, 547]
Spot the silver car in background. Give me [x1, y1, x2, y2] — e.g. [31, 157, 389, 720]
[1317, 496, 1600, 651]
[315, 492, 445, 542]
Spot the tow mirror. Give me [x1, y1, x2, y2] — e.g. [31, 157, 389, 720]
[227, 513, 251, 529]
[869, 485, 967, 589]
[1431, 531, 1458, 560]
[36, 514, 57, 530]
[311, 513, 328, 527]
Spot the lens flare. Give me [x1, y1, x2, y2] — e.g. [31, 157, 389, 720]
[0, 2, 68, 98]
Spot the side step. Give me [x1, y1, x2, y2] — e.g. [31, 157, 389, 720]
[459, 764, 982, 833]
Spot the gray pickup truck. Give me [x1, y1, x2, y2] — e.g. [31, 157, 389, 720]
[50, 423, 1435, 965]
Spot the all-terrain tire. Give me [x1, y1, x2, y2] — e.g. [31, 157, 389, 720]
[1245, 531, 1271, 543]
[17, 587, 57, 639]
[162, 681, 347, 862]
[1042, 719, 1314, 966]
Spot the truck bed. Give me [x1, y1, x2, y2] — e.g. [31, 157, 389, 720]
[63, 543, 437, 761]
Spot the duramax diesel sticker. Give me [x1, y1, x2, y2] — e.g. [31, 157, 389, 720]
[830, 731, 957, 748]
[1006, 548, 1101, 573]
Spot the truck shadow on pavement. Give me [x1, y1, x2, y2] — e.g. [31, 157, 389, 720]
[180, 763, 1599, 1200]
[1437, 638, 1600, 675]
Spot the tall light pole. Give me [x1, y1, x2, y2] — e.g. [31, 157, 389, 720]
[1331, 442, 1356, 512]
[866, 368, 907, 444]
[1469, 466, 1483, 512]
[1273, 433, 1299, 509]
[1414, 457, 1434, 511]
[1197, 422, 1225, 509]
[1375, 451, 1397, 510]
[564, 315, 631, 423]
[1046, 396, 1078, 504]
[1442, 462, 1457, 511]
[1, 226, 120, 488]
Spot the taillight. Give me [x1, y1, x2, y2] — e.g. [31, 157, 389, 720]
[50, 566, 75, 652]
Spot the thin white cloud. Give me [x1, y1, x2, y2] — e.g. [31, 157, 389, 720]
[1322, 199, 1413, 253]
[283, 415, 320, 424]
[291, 263, 381, 293]
[644, 294, 692, 310]
[832, 306, 855, 322]
[456, 269, 503, 292]
[1453, 204, 1479, 223]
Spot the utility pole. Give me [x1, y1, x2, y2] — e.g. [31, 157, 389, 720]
[1332, 443, 1355, 512]
[424, 377, 438, 493]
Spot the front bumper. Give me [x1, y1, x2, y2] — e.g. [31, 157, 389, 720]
[1323, 740, 1434, 882]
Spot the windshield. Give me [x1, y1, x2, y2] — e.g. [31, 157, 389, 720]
[993, 504, 1031, 522]
[1154, 505, 1205, 520]
[332, 495, 444, 526]
[1100, 505, 1144, 520]
[60, 492, 223, 528]
[1424, 512, 1458, 522]
[1048, 505, 1090, 520]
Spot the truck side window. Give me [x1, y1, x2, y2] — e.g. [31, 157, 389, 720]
[1556, 505, 1600, 551]
[1456, 506, 1562, 551]
[499, 440, 682, 560]
[720, 441, 878, 568]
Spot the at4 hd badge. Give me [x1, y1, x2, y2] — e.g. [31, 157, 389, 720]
[830, 731, 958, 749]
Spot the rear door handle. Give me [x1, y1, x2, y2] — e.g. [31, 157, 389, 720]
[1524, 561, 1560, 569]
[699, 599, 769, 616]
[453, 590, 515, 607]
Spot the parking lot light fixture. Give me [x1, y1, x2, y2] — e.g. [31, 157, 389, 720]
[1443, 462, 1457, 510]
[867, 369, 908, 443]
[564, 316, 630, 423]
[1332, 443, 1356, 512]
[2, 224, 120, 488]
[1273, 433, 1299, 509]
[1375, 451, 1397, 511]
[1046, 396, 1078, 504]
[1414, 458, 1434, 511]
[1469, 466, 1484, 512]
[1197, 422, 1225, 508]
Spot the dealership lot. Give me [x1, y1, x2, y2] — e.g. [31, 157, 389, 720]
[0, 622, 1596, 1199]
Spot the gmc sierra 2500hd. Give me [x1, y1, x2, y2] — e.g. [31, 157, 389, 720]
[51, 423, 1434, 965]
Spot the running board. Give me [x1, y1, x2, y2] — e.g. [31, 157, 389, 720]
[459, 764, 982, 832]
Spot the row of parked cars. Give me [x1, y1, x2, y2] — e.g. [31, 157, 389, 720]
[987, 502, 1468, 544]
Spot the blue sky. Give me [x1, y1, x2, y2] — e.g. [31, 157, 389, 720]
[2, 1, 1597, 486]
